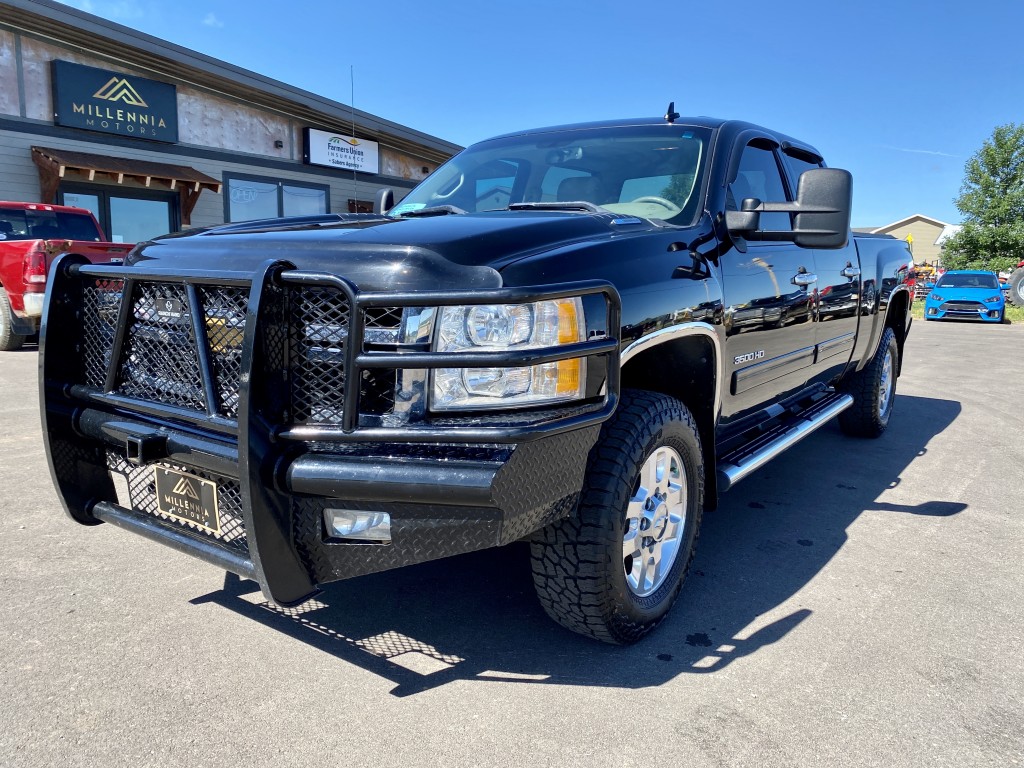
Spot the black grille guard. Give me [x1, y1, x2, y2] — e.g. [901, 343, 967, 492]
[39, 254, 621, 605]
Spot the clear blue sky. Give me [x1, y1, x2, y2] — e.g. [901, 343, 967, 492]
[58, 0, 1024, 227]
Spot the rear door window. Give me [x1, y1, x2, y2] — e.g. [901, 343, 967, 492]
[783, 152, 823, 192]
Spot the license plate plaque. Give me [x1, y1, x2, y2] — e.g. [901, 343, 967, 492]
[154, 468, 220, 535]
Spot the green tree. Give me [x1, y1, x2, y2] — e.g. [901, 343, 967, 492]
[660, 173, 696, 207]
[942, 123, 1024, 271]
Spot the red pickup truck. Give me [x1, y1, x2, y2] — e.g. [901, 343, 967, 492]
[0, 201, 133, 350]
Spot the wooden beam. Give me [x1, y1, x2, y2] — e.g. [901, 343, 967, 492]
[88, 169, 96, 181]
[31, 150, 61, 204]
[179, 185, 202, 227]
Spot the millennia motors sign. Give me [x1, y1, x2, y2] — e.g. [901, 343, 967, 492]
[304, 128, 380, 175]
[50, 60, 179, 142]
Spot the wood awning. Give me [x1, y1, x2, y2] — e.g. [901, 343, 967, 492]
[31, 146, 222, 225]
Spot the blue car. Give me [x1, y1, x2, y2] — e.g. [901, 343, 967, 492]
[924, 270, 1005, 322]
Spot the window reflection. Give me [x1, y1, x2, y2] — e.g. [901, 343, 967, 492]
[228, 178, 278, 221]
[226, 176, 329, 221]
[283, 185, 327, 216]
[109, 197, 171, 243]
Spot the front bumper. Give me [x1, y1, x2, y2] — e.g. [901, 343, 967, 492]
[925, 301, 1003, 321]
[40, 256, 620, 605]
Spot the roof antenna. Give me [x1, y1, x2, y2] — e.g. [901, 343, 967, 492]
[665, 101, 680, 123]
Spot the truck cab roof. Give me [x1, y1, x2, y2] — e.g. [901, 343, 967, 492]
[483, 116, 824, 163]
[0, 201, 94, 216]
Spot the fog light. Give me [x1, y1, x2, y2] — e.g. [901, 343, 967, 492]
[928, 308, 937, 315]
[324, 509, 392, 542]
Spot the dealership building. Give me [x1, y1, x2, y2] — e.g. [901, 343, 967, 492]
[0, 0, 461, 243]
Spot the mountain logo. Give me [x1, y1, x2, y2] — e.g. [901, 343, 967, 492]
[329, 136, 360, 146]
[92, 76, 148, 108]
[171, 477, 200, 500]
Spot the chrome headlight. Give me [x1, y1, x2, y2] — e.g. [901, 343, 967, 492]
[984, 294, 1003, 303]
[431, 297, 587, 411]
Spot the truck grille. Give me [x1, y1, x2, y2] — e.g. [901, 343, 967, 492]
[81, 279, 248, 418]
[78, 274, 401, 428]
[289, 286, 350, 425]
[119, 282, 208, 412]
[106, 450, 248, 554]
[81, 278, 124, 388]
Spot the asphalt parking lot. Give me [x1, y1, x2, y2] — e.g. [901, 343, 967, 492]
[1, 319, 1022, 768]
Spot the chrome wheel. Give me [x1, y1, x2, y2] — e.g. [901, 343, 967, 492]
[878, 346, 894, 419]
[623, 446, 687, 597]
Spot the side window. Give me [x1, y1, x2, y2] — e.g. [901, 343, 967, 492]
[472, 159, 519, 211]
[729, 144, 791, 232]
[783, 152, 823, 194]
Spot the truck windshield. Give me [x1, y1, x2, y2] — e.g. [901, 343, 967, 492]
[935, 273, 999, 289]
[391, 125, 712, 226]
[0, 208, 102, 242]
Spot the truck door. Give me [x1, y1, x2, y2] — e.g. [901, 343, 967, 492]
[781, 150, 861, 385]
[720, 141, 817, 420]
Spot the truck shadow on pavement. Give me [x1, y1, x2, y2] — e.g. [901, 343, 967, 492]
[192, 393, 964, 696]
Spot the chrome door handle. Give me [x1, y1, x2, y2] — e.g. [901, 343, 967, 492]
[792, 272, 818, 287]
[841, 265, 862, 278]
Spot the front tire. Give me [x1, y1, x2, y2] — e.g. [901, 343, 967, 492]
[530, 390, 704, 644]
[0, 288, 27, 351]
[839, 326, 898, 438]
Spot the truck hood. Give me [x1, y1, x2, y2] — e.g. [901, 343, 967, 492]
[127, 211, 657, 291]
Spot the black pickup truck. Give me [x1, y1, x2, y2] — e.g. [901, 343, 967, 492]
[40, 113, 913, 644]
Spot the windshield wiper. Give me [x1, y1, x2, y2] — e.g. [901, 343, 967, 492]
[507, 201, 607, 213]
[395, 205, 467, 218]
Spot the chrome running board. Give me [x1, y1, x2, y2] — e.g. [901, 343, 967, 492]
[717, 392, 854, 492]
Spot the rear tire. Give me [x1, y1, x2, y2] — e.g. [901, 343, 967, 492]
[1006, 268, 1024, 308]
[530, 389, 704, 644]
[839, 326, 898, 438]
[0, 288, 26, 351]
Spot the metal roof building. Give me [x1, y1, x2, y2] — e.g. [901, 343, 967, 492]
[0, 0, 461, 242]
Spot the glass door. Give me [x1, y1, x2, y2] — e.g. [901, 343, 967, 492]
[61, 191, 101, 223]
[60, 184, 178, 244]
[109, 196, 172, 243]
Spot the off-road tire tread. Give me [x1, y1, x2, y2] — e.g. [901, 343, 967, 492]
[530, 389, 703, 644]
[1006, 268, 1024, 309]
[838, 326, 897, 438]
[0, 288, 26, 352]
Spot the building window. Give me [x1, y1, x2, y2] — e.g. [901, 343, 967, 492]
[224, 173, 329, 222]
[60, 185, 178, 243]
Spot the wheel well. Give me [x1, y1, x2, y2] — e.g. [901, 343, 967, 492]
[620, 336, 719, 509]
[885, 290, 911, 375]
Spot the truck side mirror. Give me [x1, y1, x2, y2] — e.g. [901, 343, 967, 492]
[374, 187, 395, 215]
[725, 207, 760, 234]
[725, 168, 853, 250]
[791, 168, 852, 249]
